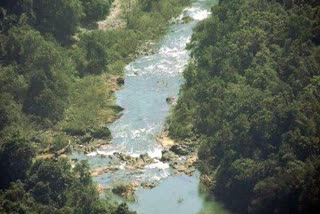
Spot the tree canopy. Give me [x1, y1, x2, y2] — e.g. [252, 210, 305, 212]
[168, 0, 320, 213]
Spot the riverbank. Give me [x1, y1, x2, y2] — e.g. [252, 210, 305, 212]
[23, 0, 231, 213]
[166, 0, 320, 213]
[73, 1, 232, 213]
[35, 0, 192, 160]
[1, 0, 198, 213]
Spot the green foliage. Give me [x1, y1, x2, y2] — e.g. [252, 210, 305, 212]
[168, 0, 320, 213]
[0, 26, 73, 126]
[0, 135, 35, 189]
[80, 0, 112, 24]
[127, 0, 189, 40]
[59, 75, 116, 136]
[0, 0, 33, 18]
[0, 181, 34, 213]
[139, 0, 189, 19]
[33, 0, 83, 42]
[0, 0, 189, 213]
[0, 156, 135, 213]
[77, 29, 141, 75]
[78, 31, 111, 74]
[52, 133, 69, 152]
[113, 203, 136, 214]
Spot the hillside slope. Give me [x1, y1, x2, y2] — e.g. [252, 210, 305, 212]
[168, 0, 320, 213]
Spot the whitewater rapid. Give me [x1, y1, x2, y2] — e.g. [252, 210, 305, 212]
[72, 1, 231, 213]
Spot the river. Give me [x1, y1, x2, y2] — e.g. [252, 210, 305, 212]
[73, 0, 230, 213]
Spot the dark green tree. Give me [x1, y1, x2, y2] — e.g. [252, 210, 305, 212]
[0, 136, 34, 189]
[33, 0, 83, 42]
[80, 0, 111, 23]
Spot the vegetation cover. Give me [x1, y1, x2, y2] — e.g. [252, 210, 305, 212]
[168, 0, 320, 213]
[0, 137, 135, 214]
[0, 0, 190, 213]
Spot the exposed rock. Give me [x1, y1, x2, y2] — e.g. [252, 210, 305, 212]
[170, 15, 194, 25]
[126, 158, 144, 169]
[186, 154, 198, 165]
[98, 0, 126, 30]
[141, 182, 157, 189]
[112, 182, 138, 200]
[36, 153, 55, 160]
[90, 165, 119, 176]
[81, 134, 92, 144]
[161, 150, 177, 162]
[181, 16, 193, 23]
[170, 144, 189, 156]
[200, 174, 214, 187]
[116, 77, 125, 85]
[173, 164, 187, 172]
[171, 163, 195, 175]
[140, 153, 152, 162]
[135, 41, 156, 57]
[113, 152, 126, 161]
[96, 184, 107, 193]
[166, 96, 176, 105]
[156, 132, 174, 148]
[55, 141, 71, 156]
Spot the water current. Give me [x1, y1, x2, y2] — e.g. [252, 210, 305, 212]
[74, 0, 230, 213]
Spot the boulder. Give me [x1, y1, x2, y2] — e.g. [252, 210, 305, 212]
[166, 96, 176, 105]
[181, 16, 193, 24]
[112, 182, 137, 200]
[170, 144, 189, 156]
[161, 150, 177, 161]
[141, 182, 157, 189]
[140, 153, 151, 162]
[90, 127, 111, 139]
[116, 77, 125, 85]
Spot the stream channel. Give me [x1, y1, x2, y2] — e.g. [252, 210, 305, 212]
[73, 0, 230, 213]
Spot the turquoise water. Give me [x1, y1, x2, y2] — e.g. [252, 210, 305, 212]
[77, 0, 231, 213]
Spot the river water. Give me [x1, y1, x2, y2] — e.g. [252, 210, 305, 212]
[74, 0, 230, 213]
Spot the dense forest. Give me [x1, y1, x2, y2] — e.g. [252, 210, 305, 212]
[0, 0, 189, 213]
[168, 0, 320, 213]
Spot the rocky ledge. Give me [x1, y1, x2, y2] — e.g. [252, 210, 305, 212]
[72, 131, 200, 199]
[157, 131, 199, 176]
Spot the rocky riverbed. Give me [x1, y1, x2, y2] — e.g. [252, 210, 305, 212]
[69, 131, 200, 197]
[70, 1, 231, 213]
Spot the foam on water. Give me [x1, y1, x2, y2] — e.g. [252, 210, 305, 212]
[86, 151, 97, 157]
[73, 1, 232, 213]
[144, 161, 169, 170]
[92, 0, 213, 183]
[78, 0, 215, 191]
